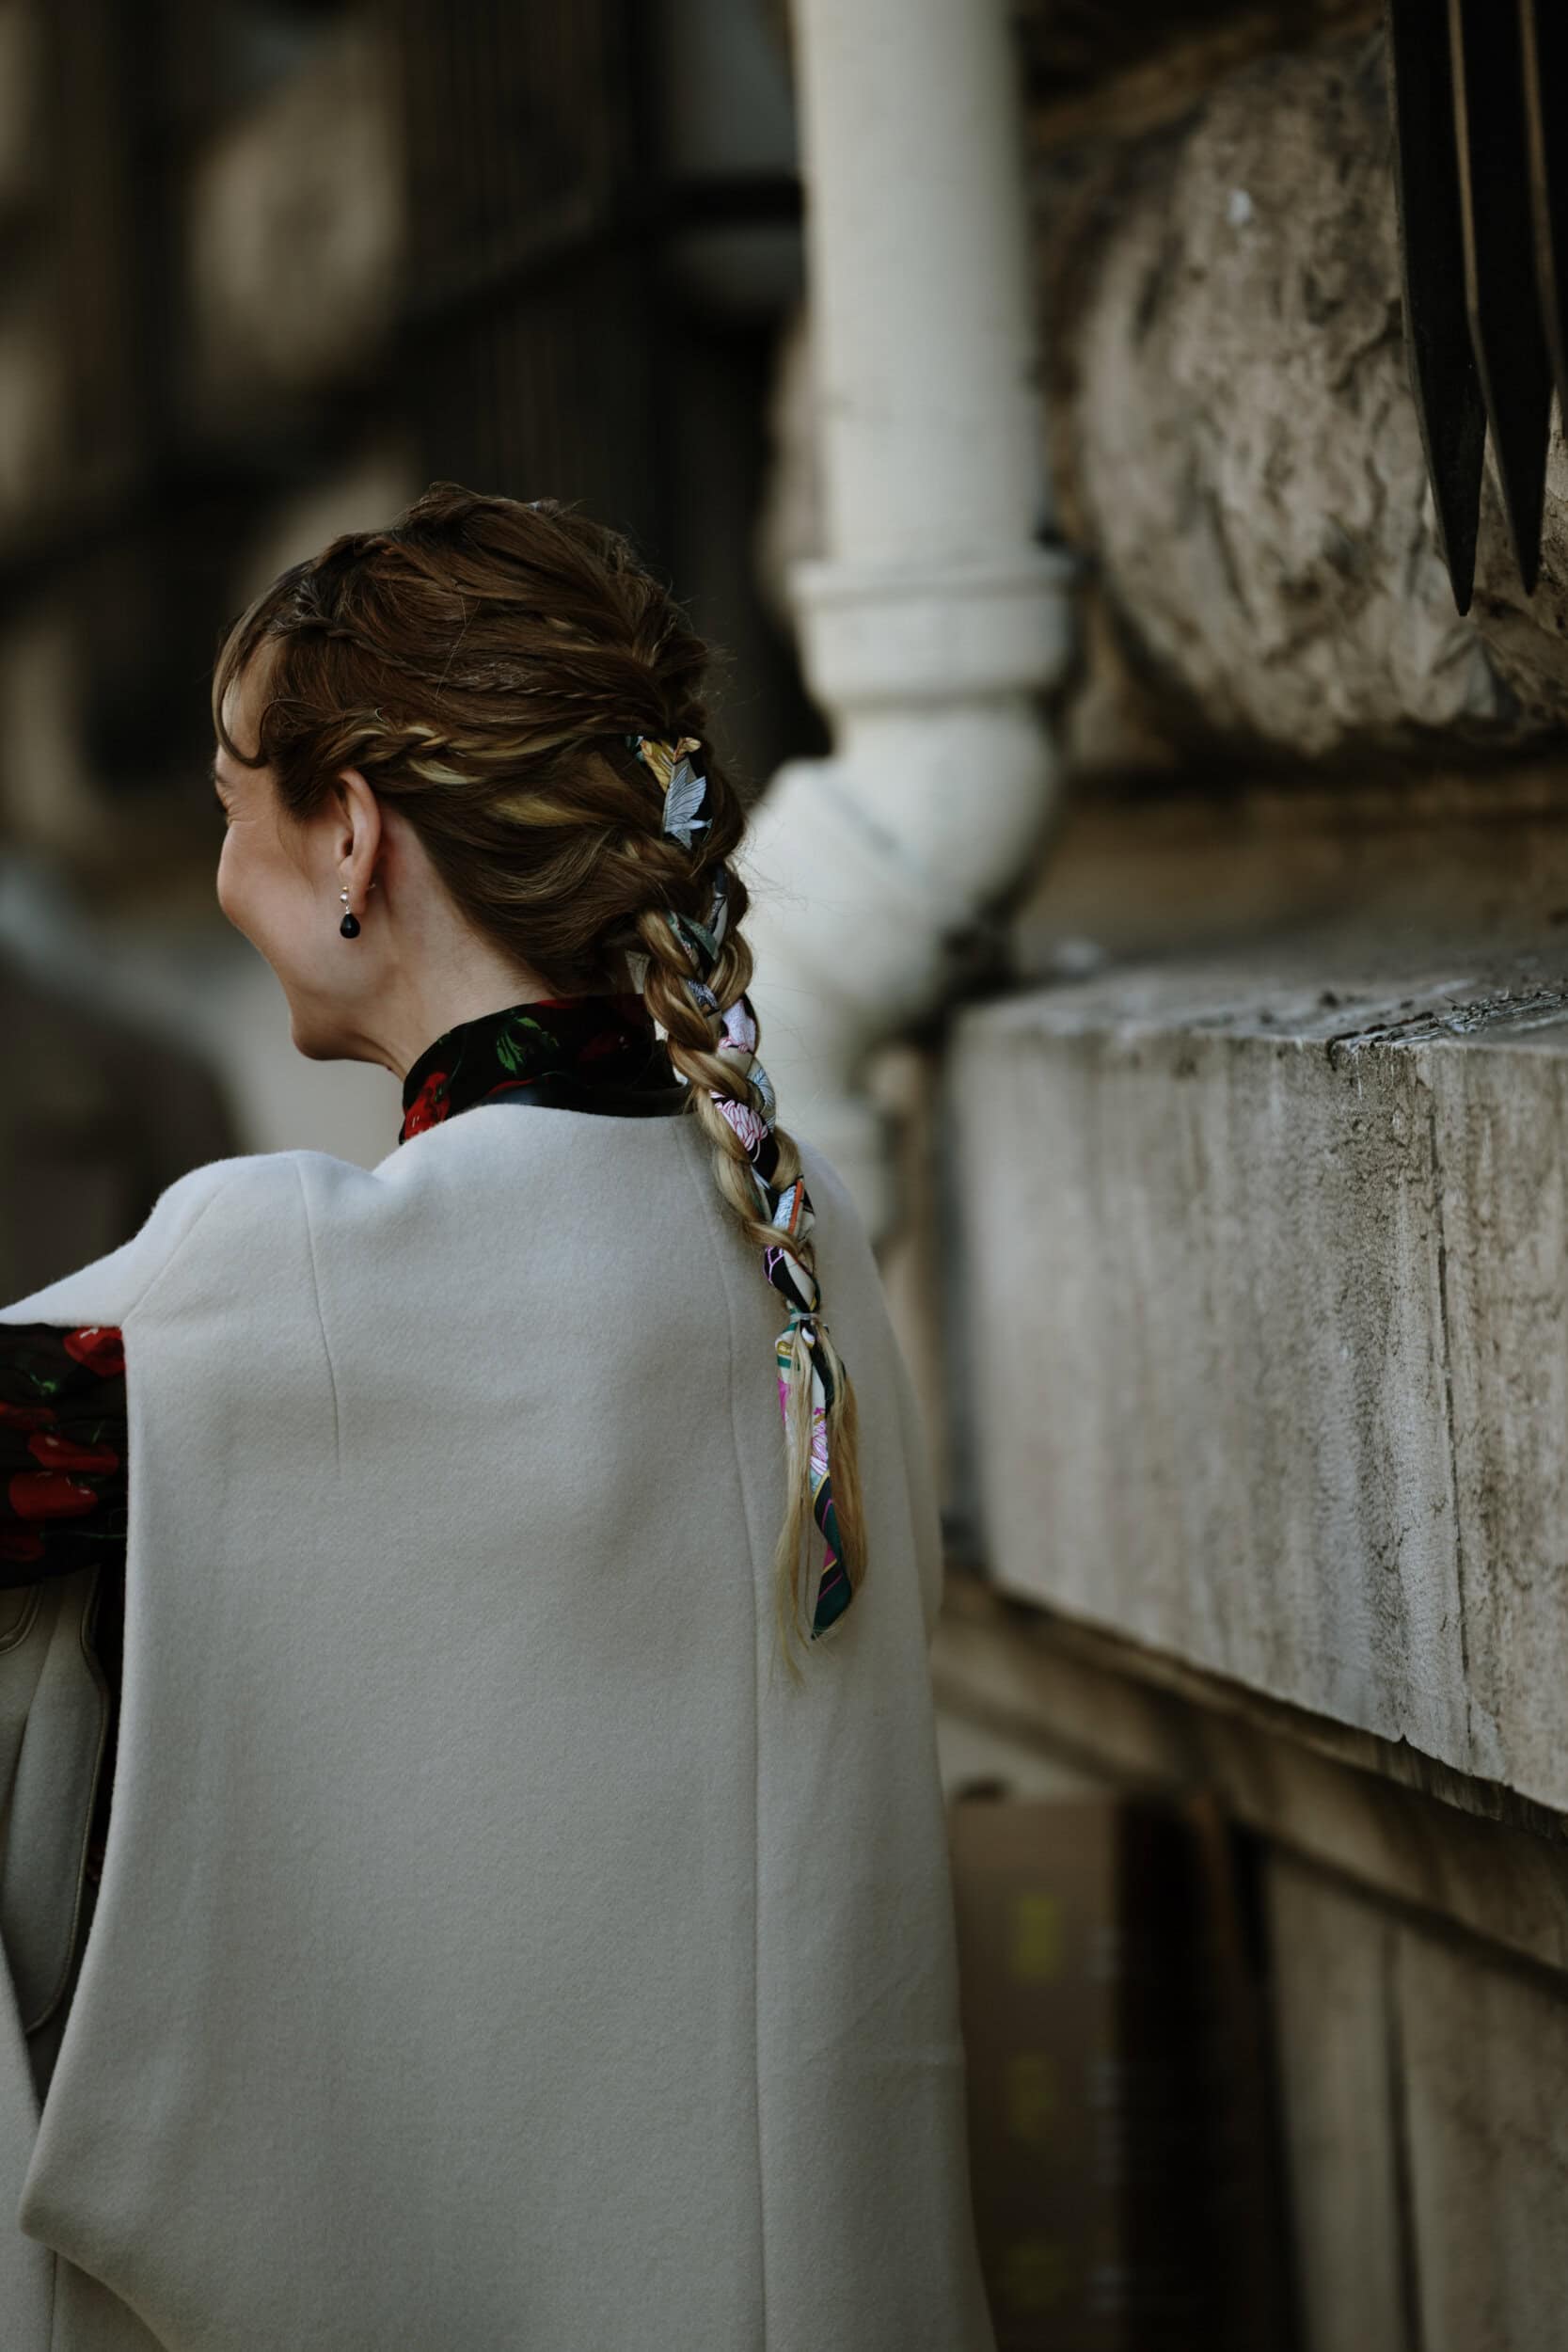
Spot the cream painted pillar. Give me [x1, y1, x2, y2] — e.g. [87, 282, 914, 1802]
[745, 0, 1072, 1234]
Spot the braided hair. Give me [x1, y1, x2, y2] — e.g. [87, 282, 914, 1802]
[210, 484, 867, 1675]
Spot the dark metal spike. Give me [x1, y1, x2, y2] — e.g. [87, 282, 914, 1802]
[1387, 0, 1487, 614]
[1520, 0, 1568, 434]
[1449, 0, 1554, 595]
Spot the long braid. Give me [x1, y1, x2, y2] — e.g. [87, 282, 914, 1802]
[626, 739, 867, 1676]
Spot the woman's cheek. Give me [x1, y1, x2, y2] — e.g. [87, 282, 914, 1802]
[215, 831, 234, 913]
[215, 833, 251, 935]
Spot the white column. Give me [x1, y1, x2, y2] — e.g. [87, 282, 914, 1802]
[744, 0, 1072, 1235]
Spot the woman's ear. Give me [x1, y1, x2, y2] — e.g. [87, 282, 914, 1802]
[331, 769, 385, 888]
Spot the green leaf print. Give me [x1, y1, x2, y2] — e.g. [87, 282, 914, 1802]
[495, 1016, 558, 1073]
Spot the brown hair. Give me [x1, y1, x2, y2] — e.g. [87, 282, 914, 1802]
[211, 481, 865, 1673]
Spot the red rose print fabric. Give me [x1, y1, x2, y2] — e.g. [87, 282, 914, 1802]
[61, 1325, 126, 1378]
[1, 1327, 127, 1564]
[0, 1322, 127, 1887]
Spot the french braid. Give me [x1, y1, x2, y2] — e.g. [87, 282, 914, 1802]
[625, 743, 867, 1670]
[211, 483, 868, 1675]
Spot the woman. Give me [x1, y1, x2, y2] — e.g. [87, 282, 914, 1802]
[0, 485, 995, 2350]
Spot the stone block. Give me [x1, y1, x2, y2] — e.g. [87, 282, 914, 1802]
[949, 950, 1568, 1806]
[1044, 24, 1568, 762]
[1421, 1042, 1568, 1789]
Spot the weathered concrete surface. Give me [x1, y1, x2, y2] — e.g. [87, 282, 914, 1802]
[1265, 1861, 1410, 2352]
[948, 944, 1568, 1808]
[1046, 26, 1568, 765]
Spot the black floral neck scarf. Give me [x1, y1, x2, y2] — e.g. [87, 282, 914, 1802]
[398, 993, 687, 1143]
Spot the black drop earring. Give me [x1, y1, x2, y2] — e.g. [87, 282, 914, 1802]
[339, 887, 360, 939]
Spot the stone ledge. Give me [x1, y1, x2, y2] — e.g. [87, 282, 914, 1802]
[948, 938, 1568, 1811]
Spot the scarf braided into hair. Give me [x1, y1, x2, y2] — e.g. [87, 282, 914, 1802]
[626, 734, 855, 1639]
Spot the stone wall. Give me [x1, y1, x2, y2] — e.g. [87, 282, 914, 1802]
[844, 2, 1568, 2336]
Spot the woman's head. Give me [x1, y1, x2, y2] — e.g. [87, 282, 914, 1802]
[212, 487, 744, 1074]
[211, 482, 865, 1667]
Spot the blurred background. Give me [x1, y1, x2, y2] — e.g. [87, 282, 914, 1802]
[12, 1, 1568, 2346]
[0, 0, 822, 1174]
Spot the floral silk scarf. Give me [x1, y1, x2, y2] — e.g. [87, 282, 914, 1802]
[398, 993, 683, 1138]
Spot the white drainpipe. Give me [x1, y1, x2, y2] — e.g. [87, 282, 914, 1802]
[742, 0, 1073, 1239]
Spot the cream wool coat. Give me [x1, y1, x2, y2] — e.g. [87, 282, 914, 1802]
[0, 1099, 996, 2351]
